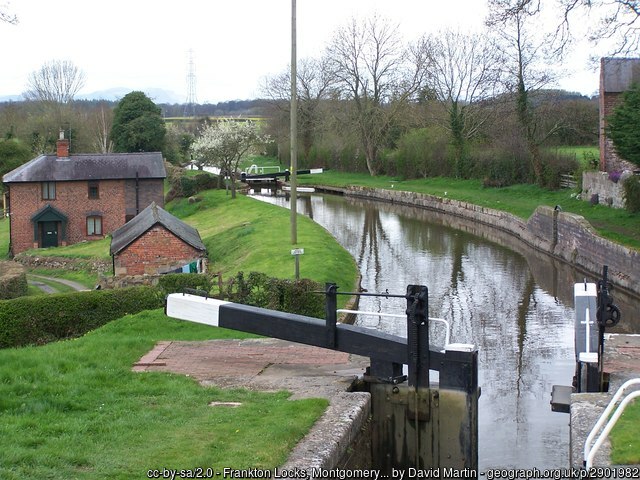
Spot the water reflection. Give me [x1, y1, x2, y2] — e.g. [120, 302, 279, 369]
[251, 192, 638, 469]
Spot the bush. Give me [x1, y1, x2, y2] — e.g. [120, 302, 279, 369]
[0, 286, 163, 348]
[0, 261, 28, 300]
[165, 162, 219, 202]
[623, 175, 640, 213]
[539, 151, 579, 189]
[224, 271, 325, 319]
[388, 127, 450, 179]
[473, 148, 531, 187]
[156, 273, 213, 297]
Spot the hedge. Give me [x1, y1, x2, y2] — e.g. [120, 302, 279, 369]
[224, 271, 325, 319]
[0, 286, 163, 348]
[0, 261, 28, 300]
[156, 273, 213, 297]
[0, 271, 325, 349]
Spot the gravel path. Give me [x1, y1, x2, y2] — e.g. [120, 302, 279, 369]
[27, 274, 91, 293]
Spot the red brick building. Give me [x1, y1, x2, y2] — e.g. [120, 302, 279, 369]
[599, 57, 640, 172]
[2, 136, 165, 255]
[110, 202, 207, 276]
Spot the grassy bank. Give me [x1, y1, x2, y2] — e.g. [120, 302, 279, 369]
[166, 189, 358, 290]
[0, 309, 327, 479]
[299, 171, 640, 250]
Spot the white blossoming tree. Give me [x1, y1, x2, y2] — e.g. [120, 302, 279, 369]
[191, 119, 269, 199]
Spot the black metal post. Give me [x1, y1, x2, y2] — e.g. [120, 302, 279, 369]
[406, 284, 429, 389]
[325, 282, 337, 349]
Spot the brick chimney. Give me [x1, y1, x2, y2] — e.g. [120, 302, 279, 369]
[56, 129, 70, 158]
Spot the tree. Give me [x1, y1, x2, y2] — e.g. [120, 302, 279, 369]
[23, 60, 86, 104]
[0, 139, 31, 192]
[190, 119, 269, 199]
[417, 30, 503, 177]
[0, 3, 17, 24]
[326, 16, 425, 176]
[262, 57, 335, 166]
[487, 0, 563, 185]
[110, 91, 166, 153]
[607, 82, 640, 167]
[498, 0, 640, 56]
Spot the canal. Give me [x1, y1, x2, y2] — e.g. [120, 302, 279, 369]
[251, 191, 639, 469]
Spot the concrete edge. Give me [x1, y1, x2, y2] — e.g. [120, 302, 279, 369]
[282, 391, 371, 470]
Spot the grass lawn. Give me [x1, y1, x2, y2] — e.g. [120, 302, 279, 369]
[0, 217, 8, 259]
[610, 399, 640, 465]
[0, 309, 327, 479]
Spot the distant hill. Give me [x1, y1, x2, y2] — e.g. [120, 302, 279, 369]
[77, 87, 184, 104]
[0, 88, 185, 104]
[0, 94, 23, 102]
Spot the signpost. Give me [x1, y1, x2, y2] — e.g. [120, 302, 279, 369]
[291, 248, 304, 280]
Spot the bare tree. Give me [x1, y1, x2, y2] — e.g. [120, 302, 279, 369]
[560, 0, 640, 55]
[23, 60, 86, 104]
[87, 103, 114, 153]
[261, 57, 335, 165]
[500, 0, 640, 56]
[0, 2, 17, 24]
[326, 15, 425, 176]
[418, 30, 503, 177]
[487, 0, 563, 185]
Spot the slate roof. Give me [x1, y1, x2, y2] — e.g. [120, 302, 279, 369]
[110, 202, 206, 256]
[601, 57, 640, 93]
[2, 152, 166, 183]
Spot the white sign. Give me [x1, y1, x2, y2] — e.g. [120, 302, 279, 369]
[291, 248, 305, 255]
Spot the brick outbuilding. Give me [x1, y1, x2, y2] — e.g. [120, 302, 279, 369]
[599, 57, 640, 172]
[110, 202, 207, 276]
[2, 133, 166, 255]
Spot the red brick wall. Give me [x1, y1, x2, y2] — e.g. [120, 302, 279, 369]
[113, 225, 205, 276]
[600, 82, 636, 173]
[7, 178, 163, 254]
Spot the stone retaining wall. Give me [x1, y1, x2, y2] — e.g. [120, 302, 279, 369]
[318, 185, 639, 297]
[14, 254, 111, 274]
[582, 171, 628, 209]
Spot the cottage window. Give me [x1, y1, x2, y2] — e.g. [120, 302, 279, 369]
[87, 216, 103, 236]
[41, 182, 56, 200]
[88, 181, 99, 199]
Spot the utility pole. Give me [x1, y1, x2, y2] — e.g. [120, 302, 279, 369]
[290, 0, 298, 245]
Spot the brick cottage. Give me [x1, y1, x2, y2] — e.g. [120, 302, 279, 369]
[109, 202, 207, 276]
[2, 134, 166, 255]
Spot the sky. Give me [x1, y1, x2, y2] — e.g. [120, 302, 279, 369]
[0, 0, 605, 103]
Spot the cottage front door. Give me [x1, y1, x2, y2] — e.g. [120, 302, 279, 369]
[40, 221, 59, 248]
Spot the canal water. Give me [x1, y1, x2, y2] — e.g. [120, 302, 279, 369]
[251, 191, 639, 470]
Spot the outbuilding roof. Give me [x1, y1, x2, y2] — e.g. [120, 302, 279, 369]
[2, 152, 166, 183]
[109, 202, 206, 256]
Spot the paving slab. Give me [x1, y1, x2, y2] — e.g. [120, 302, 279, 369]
[133, 337, 372, 468]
